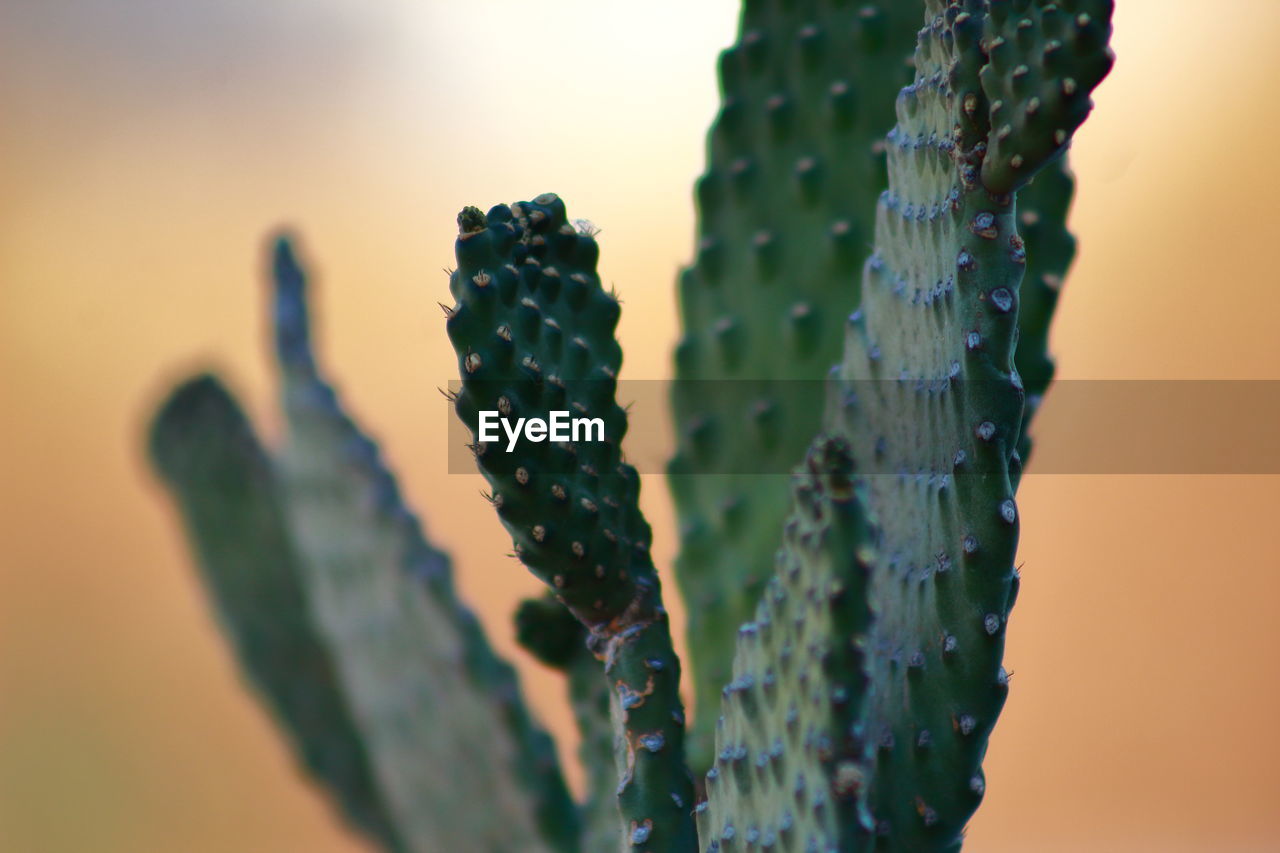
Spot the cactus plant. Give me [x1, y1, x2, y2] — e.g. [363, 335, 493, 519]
[149, 1, 1112, 850]
[153, 238, 580, 853]
[668, 1, 922, 772]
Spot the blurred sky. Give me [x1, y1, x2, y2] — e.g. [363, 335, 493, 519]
[2, 2, 1279, 851]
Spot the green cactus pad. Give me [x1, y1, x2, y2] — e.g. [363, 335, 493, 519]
[148, 375, 404, 853]
[667, 0, 925, 772]
[446, 197, 697, 851]
[445, 196, 647, 630]
[272, 238, 579, 853]
[698, 436, 878, 852]
[819, 3, 1109, 846]
[979, 0, 1115, 194]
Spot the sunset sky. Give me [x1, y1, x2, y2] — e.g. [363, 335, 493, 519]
[2, 2, 1278, 851]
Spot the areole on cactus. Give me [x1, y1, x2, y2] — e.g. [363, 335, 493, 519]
[149, 2, 1114, 851]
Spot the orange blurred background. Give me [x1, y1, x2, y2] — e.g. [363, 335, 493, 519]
[2, 2, 1278, 851]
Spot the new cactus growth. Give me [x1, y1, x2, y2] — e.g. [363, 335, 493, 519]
[444, 196, 698, 850]
[149, 1, 1112, 850]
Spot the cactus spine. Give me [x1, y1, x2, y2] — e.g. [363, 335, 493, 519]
[150, 2, 1112, 850]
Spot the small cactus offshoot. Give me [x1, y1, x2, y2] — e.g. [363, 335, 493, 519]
[149, 2, 1113, 850]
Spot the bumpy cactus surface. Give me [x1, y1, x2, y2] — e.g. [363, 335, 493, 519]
[669, 2, 921, 770]
[149, 2, 1112, 850]
[444, 197, 698, 850]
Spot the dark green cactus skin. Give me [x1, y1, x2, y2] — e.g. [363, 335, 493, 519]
[822, 2, 1111, 847]
[445, 197, 642, 629]
[979, 0, 1115, 195]
[1009, 154, 1075, 474]
[148, 375, 405, 853]
[698, 436, 878, 851]
[516, 593, 592, 672]
[667, 0, 923, 772]
[272, 238, 580, 853]
[446, 197, 697, 852]
[977, 0, 1113, 471]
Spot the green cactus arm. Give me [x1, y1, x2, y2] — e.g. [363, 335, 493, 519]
[516, 596, 621, 851]
[824, 2, 1112, 847]
[980, 0, 1114, 471]
[698, 436, 879, 851]
[148, 375, 405, 853]
[1010, 153, 1075, 474]
[979, 0, 1115, 194]
[272, 237, 580, 853]
[667, 0, 924, 772]
[445, 196, 697, 852]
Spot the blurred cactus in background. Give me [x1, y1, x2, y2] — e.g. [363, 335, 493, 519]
[149, 2, 1112, 850]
